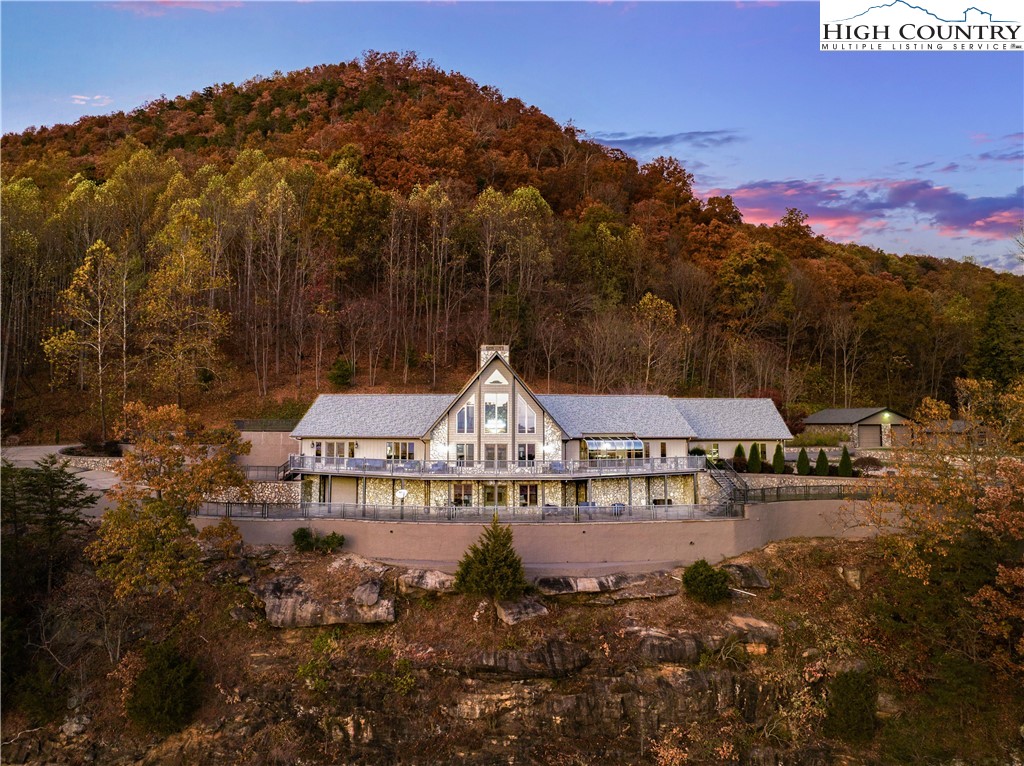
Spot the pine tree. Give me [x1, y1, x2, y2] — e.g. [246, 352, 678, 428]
[23, 455, 95, 593]
[815, 449, 830, 476]
[772, 444, 786, 474]
[733, 443, 746, 462]
[454, 516, 528, 602]
[838, 446, 853, 477]
[748, 443, 762, 473]
[797, 447, 811, 476]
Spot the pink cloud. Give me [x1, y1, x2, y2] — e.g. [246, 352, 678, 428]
[702, 176, 1023, 245]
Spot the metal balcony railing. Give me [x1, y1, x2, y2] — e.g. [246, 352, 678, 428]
[195, 500, 740, 523]
[286, 454, 706, 478]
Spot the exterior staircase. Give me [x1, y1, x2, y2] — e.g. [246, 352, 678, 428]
[705, 458, 748, 509]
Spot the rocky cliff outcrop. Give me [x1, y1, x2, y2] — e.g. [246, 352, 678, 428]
[250, 575, 395, 627]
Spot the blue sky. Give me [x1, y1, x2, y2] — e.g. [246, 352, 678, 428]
[2, 1, 1022, 271]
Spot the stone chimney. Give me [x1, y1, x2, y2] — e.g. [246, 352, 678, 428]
[479, 344, 510, 369]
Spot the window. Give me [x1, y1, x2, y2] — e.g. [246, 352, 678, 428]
[484, 444, 508, 467]
[484, 393, 508, 433]
[485, 369, 508, 385]
[759, 443, 767, 459]
[456, 398, 475, 434]
[483, 483, 507, 506]
[453, 483, 473, 507]
[519, 484, 539, 506]
[313, 441, 323, 458]
[710, 443, 719, 460]
[517, 443, 536, 465]
[455, 443, 475, 465]
[386, 442, 415, 460]
[660, 442, 667, 458]
[517, 395, 536, 434]
[348, 442, 356, 459]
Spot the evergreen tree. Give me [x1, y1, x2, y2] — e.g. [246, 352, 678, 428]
[772, 443, 786, 474]
[455, 516, 528, 602]
[748, 443, 762, 473]
[838, 445, 853, 477]
[815, 449, 830, 476]
[733, 443, 746, 462]
[23, 455, 95, 593]
[797, 447, 811, 476]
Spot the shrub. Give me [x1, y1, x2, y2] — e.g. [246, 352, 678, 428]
[327, 357, 354, 389]
[838, 446, 853, 477]
[747, 444, 762, 473]
[455, 516, 528, 601]
[772, 444, 785, 474]
[814, 449, 830, 476]
[790, 428, 848, 447]
[731, 457, 748, 473]
[126, 642, 203, 734]
[823, 670, 877, 742]
[732, 444, 746, 463]
[853, 456, 883, 470]
[682, 559, 731, 604]
[292, 527, 345, 554]
[797, 448, 811, 476]
[688, 447, 706, 456]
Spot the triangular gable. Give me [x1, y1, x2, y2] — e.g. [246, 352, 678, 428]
[485, 369, 508, 385]
[424, 353, 566, 439]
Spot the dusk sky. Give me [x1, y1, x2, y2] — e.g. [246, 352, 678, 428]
[2, 1, 1022, 272]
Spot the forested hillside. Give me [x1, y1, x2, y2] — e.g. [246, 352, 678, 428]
[3, 52, 1022, 439]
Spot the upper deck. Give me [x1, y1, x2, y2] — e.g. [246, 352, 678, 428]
[288, 454, 706, 479]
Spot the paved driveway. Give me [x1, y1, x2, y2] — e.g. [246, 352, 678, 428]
[1, 444, 118, 517]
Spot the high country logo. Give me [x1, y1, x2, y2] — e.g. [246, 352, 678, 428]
[820, 0, 1022, 51]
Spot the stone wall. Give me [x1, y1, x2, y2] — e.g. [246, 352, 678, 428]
[212, 481, 301, 504]
[61, 455, 122, 472]
[740, 474, 881, 490]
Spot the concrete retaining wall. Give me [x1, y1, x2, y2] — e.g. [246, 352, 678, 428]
[238, 431, 295, 466]
[196, 500, 874, 577]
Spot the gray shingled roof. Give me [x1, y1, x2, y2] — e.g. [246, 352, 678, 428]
[291, 394, 454, 438]
[803, 407, 890, 425]
[673, 398, 792, 441]
[537, 395, 696, 439]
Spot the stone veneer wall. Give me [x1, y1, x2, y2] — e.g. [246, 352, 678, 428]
[61, 455, 122, 472]
[430, 422, 448, 460]
[697, 471, 723, 504]
[543, 418, 562, 458]
[358, 476, 699, 508]
[212, 481, 301, 504]
[740, 474, 881, 490]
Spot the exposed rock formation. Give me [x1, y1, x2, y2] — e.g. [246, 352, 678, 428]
[251, 575, 395, 627]
[397, 569, 456, 594]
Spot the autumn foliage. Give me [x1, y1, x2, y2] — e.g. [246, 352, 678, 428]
[2, 52, 1021, 440]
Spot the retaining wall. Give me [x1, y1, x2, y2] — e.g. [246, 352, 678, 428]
[740, 474, 881, 489]
[195, 500, 875, 577]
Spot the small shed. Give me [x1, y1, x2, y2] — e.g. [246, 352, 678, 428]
[802, 407, 910, 449]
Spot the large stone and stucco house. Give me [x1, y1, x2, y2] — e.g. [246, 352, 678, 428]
[288, 346, 791, 515]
